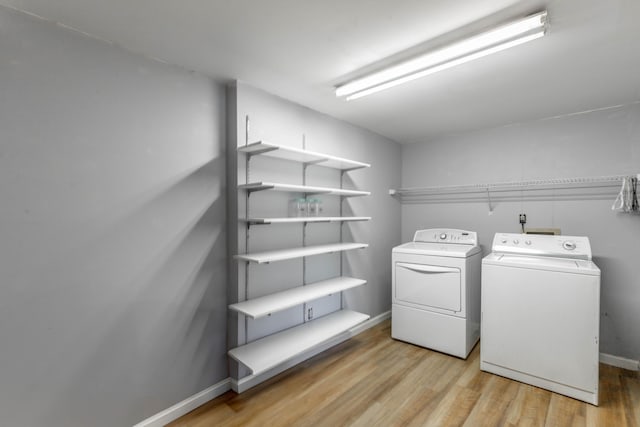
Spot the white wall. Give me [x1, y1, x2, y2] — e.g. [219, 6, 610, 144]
[0, 7, 227, 427]
[228, 82, 402, 380]
[401, 103, 640, 361]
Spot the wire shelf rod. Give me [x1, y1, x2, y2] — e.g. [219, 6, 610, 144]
[390, 174, 629, 197]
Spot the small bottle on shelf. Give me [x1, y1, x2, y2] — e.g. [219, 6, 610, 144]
[307, 198, 317, 216]
[289, 198, 307, 217]
[307, 198, 323, 216]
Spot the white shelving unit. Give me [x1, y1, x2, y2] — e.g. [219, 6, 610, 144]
[244, 216, 371, 225]
[229, 277, 367, 319]
[234, 242, 368, 264]
[389, 174, 631, 207]
[228, 310, 370, 375]
[239, 181, 370, 197]
[229, 131, 371, 383]
[238, 141, 370, 171]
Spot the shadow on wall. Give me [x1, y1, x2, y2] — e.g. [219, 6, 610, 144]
[12, 157, 227, 426]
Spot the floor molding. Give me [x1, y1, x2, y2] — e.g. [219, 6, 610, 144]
[600, 352, 639, 371]
[351, 310, 391, 334]
[132, 378, 231, 427]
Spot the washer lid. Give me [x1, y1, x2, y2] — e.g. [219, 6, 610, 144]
[483, 253, 600, 275]
[393, 241, 481, 258]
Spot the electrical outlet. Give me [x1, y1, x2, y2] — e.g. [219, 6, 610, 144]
[307, 307, 313, 320]
[519, 213, 527, 224]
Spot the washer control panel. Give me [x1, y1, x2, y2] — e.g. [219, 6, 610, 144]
[492, 233, 592, 260]
[414, 228, 478, 246]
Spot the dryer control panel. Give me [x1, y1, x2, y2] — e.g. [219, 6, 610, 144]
[491, 232, 592, 260]
[413, 229, 478, 246]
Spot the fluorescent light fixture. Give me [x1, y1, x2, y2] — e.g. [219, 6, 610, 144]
[336, 10, 548, 100]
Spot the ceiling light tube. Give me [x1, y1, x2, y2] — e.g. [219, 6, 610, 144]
[336, 11, 547, 100]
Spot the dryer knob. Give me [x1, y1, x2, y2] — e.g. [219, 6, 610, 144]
[501, 239, 508, 244]
[563, 241, 576, 250]
[513, 239, 519, 244]
[440, 233, 447, 240]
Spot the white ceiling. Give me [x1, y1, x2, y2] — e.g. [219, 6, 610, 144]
[2, 0, 640, 143]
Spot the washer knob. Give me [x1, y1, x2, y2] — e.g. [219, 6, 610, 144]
[513, 239, 519, 244]
[525, 240, 531, 245]
[440, 233, 447, 240]
[563, 241, 576, 250]
[501, 239, 508, 244]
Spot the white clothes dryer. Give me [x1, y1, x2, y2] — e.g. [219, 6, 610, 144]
[481, 232, 601, 405]
[392, 229, 482, 359]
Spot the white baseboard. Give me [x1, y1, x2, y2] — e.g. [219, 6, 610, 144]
[351, 310, 391, 334]
[132, 378, 231, 427]
[600, 352, 639, 371]
[232, 310, 391, 393]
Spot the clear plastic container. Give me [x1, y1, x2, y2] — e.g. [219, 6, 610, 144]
[308, 198, 323, 216]
[289, 198, 307, 217]
[307, 198, 317, 216]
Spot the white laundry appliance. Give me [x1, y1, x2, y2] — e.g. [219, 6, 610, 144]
[481, 233, 601, 405]
[392, 229, 482, 359]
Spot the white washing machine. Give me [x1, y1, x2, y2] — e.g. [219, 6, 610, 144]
[392, 229, 482, 359]
[481, 233, 601, 405]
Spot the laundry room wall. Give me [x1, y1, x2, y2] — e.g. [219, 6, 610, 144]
[227, 82, 402, 380]
[0, 6, 227, 427]
[400, 102, 640, 363]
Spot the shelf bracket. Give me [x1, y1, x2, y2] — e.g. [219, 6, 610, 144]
[303, 159, 325, 167]
[486, 187, 493, 214]
[248, 147, 279, 157]
[343, 166, 361, 173]
[245, 115, 250, 146]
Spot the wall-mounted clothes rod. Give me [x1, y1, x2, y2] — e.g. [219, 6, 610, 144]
[389, 174, 638, 209]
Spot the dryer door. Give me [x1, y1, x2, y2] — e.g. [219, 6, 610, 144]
[394, 262, 461, 312]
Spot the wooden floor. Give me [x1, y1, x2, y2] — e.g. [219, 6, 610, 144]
[170, 320, 640, 427]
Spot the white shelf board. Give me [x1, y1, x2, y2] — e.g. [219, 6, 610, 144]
[234, 242, 368, 264]
[228, 309, 370, 375]
[229, 276, 367, 318]
[244, 216, 371, 225]
[239, 181, 370, 197]
[238, 141, 370, 170]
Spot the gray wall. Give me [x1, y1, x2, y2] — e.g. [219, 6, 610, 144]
[228, 82, 402, 379]
[401, 103, 640, 361]
[0, 7, 227, 427]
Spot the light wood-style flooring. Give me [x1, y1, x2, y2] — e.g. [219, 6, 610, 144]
[170, 320, 640, 426]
